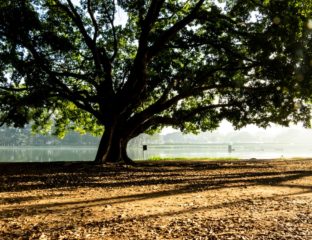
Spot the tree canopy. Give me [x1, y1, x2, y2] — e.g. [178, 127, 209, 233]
[1, 0, 312, 164]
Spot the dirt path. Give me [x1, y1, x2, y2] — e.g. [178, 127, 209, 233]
[0, 159, 312, 239]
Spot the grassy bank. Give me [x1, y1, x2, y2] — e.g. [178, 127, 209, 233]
[147, 156, 240, 161]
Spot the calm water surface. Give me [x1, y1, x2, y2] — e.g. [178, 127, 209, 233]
[1, 143, 312, 162]
[0, 147, 97, 162]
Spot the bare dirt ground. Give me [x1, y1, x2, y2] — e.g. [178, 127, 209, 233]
[0, 159, 312, 240]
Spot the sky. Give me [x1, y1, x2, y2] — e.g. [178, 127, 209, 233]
[161, 120, 308, 137]
[217, 121, 290, 135]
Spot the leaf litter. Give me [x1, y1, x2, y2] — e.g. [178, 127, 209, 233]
[0, 159, 312, 239]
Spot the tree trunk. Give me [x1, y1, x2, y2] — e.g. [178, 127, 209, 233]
[94, 126, 134, 165]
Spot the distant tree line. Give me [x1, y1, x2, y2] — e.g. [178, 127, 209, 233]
[0, 126, 100, 146]
[1, 124, 311, 147]
[0, 126, 159, 147]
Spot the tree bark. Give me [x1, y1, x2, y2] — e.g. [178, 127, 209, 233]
[94, 126, 134, 165]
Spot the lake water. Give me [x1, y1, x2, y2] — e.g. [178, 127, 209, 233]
[131, 143, 312, 160]
[1, 143, 312, 162]
[0, 146, 97, 162]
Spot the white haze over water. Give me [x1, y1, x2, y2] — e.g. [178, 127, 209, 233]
[161, 120, 303, 137]
[155, 121, 312, 160]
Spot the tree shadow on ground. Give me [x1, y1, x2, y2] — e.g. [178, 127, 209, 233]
[1, 187, 310, 240]
[0, 161, 311, 192]
[0, 160, 311, 219]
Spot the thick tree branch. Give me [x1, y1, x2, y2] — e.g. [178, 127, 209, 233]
[56, 0, 112, 84]
[130, 103, 233, 137]
[127, 84, 220, 128]
[102, 2, 118, 61]
[13, 39, 100, 118]
[116, 0, 166, 114]
[53, 0, 101, 74]
[147, 0, 205, 60]
[48, 77, 102, 120]
[64, 0, 97, 57]
[87, 0, 99, 41]
[143, 0, 166, 32]
[116, 0, 202, 113]
[53, 0, 115, 108]
[121, 57, 258, 126]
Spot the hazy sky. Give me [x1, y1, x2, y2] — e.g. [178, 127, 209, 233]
[161, 120, 308, 136]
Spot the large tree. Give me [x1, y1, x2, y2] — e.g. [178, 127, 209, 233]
[1, 0, 312, 164]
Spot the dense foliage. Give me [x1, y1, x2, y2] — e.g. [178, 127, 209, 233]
[1, 0, 312, 163]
